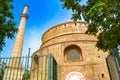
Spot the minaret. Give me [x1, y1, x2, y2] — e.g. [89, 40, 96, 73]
[4, 5, 29, 80]
[12, 5, 29, 57]
[9, 5, 29, 67]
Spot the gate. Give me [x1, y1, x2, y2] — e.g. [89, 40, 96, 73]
[48, 54, 57, 80]
[106, 48, 120, 80]
[0, 54, 57, 80]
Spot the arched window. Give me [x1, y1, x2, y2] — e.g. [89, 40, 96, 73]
[64, 45, 82, 61]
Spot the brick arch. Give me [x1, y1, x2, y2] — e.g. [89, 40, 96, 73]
[64, 44, 83, 61]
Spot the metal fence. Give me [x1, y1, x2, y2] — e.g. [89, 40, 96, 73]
[0, 54, 57, 80]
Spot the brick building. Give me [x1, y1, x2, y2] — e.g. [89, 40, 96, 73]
[32, 22, 110, 80]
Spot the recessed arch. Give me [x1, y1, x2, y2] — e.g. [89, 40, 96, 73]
[64, 44, 83, 61]
[34, 55, 39, 64]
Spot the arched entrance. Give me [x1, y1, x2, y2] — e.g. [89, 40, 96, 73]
[66, 72, 85, 80]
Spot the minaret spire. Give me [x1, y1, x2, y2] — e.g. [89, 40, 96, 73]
[12, 5, 29, 57]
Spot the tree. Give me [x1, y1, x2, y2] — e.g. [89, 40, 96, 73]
[0, 0, 17, 52]
[60, 0, 120, 52]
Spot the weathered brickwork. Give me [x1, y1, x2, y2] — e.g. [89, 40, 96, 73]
[33, 22, 110, 80]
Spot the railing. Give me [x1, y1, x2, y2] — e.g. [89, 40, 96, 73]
[0, 54, 57, 80]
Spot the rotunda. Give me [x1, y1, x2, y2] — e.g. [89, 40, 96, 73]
[32, 22, 110, 80]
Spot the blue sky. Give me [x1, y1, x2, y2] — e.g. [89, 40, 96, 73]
[1, 0, 87, 57]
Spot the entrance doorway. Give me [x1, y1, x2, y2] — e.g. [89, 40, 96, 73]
[66, 72, 85, 80]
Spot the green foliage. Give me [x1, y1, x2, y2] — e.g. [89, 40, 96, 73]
[60, 0, 120, 52]
[22, 70, 30, 80]
[0, 73, 3, 80]
[0, 0, 17, 52]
